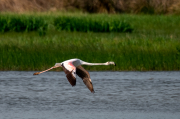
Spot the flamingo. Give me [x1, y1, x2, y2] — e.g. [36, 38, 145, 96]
[33, 58, 116, 93]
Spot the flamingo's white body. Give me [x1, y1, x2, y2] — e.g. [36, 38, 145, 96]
[33, 58, 116, 93]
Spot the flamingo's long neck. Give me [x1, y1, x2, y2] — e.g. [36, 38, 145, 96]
[81, 61, 107, 66]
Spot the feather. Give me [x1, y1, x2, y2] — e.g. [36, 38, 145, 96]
[76, 66, 95, 93]
[62, 63, 76, 86]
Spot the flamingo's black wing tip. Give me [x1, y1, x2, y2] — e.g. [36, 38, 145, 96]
[91, 90, 95, 93]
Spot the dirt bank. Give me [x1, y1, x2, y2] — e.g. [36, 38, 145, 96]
[0, 0, 180, 14]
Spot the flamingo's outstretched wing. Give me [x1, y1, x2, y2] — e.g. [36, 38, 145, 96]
[76, 66, 95, 93]
[62, 63, 76, 86]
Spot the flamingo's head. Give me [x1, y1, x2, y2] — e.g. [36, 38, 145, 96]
[106, 61, 116, 66]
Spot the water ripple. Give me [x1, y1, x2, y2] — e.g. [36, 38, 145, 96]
[0, 71, 180, 119]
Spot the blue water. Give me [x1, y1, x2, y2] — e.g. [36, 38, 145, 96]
[0, 71, 180, 119]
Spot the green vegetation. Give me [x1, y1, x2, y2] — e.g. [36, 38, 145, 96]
[0, 13, 180, 71]
[0, 13, 133, 33]
[54, 16, 133, 32]
[0, 14, 47, 32]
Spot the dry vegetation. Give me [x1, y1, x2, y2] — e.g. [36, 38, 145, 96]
[0, 0, 180, 14]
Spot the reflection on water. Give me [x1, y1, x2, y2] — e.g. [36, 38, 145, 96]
[0, 71, 180, 119]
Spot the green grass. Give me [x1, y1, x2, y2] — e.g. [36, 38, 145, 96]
[0, 13, 180, 71]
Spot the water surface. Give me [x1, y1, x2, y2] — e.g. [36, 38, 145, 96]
[0, 71, 180, 119]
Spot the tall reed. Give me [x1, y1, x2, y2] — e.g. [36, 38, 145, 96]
[54, 16, 133, 32]
[0, 14, 47, 32]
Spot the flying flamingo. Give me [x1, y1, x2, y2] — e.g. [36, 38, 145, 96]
[33, 58, 116, 93]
